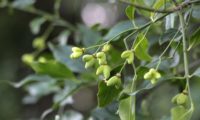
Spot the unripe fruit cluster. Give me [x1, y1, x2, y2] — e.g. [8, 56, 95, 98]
[144, 68, 161, 84]
[70, 44, 122, 88]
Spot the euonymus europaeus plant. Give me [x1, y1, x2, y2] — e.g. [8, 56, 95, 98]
[1, 0, 200, 119]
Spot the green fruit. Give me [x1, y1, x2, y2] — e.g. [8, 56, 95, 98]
[121, 50, 134, 64]
[144, 68, 161, 84]
[70, 52, 83, 59]
[22, 53, 34, 64]
[102, 44, 111, 52]
[72, 47, 83, 52]
[33, 37, 45, 50]
[96, 52, 107, 65]
[82, 55, 93, 62]
[171, 94, 179, 104]
[176, 93, 188, 105]
[96, 65, 104, 75]
[106, 75, 121, 88]
[150, 79, 157, 84]
[70, 47, 84, 59]
[103, 65, 111, 79]
[127, 52, 134, 64]
[38, 57, 47, 63]
[144, 72, 151, 80]
[85, 59, 95, 69]
[97, 52, 106, 59]
[98, 58, 107, 65]
[121, 50, 132, 58]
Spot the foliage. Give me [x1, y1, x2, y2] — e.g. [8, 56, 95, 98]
[1, 0, 200, 119]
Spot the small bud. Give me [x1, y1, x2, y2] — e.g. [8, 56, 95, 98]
[102, 44, 111, 52]
[103, 65, 111, 79]
[121, 50, 134, 64]
[38, 57, 47, 63]
[33, 37, 45, 50]
[22, 54, 34, 64]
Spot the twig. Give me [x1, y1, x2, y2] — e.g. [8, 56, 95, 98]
[119, 0, 200, 13]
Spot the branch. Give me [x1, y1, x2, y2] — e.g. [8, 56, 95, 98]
[119, 0, 200, 13]
[2, 3, 76, 31]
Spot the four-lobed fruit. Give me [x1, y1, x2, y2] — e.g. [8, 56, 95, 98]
[96, 65, 111, 79]
[144, 68, 161, 84]
[172, 92, 189, 106]
[70, 47, 85, 59]
[82, 54, 96, 69]
[96, 52, 107, 65]
[106, 73, 121, 89]
[121, 50, 134, 64]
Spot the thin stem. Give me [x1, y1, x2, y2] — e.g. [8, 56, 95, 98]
[156, 29, 180, 70]
[130, 63, 137, 120]
[178, 11, 193, 107]
[54, 0, 62, 18]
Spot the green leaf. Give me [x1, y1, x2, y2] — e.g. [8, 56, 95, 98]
[159, 29, 181, 45]
[133, 33, 152, 61]
[12, 0, 35, 9]
[119, 97, 135, 120]
[97, 80, 122, 107]
[12, 74, 56, 88]
[104, 21, 134, 41]
[53, 81, 78, 106]
[192, 67, 200, 77]
[30, 61, 75, 79]
[125, 6, 135, 21]
[49, 43, 85, 73]
[135, 0, 150, 18]
[29, 17, 46, 35]
[78, 24, 102, 47]
[188, 27, 200, 50]
[150, 0, 169, 20]
[57, 30, 70, 45]
[192, 5, 200, 19]
[171, 106, 191, 120]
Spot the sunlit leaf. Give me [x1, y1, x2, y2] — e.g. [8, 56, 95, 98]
[30, 61, 75, 79]
[133, 33, 152, 61]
